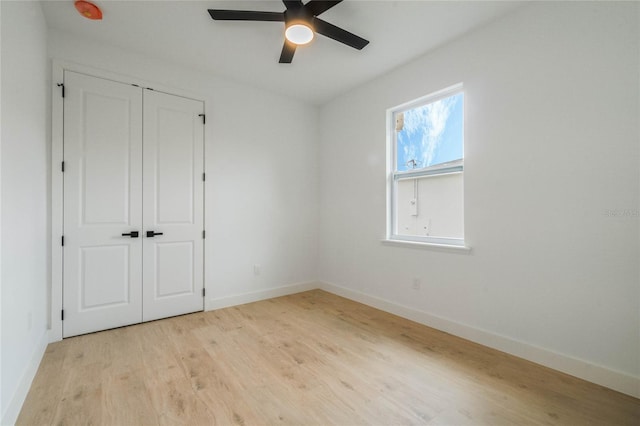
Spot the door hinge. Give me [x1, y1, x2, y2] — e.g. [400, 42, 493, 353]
[61, 235, 65, 246]
[202, 230, 206, 239]
[61, 310, 64, 321]
[202, 288, 206, 298]
[198, 114, 206, 124]
[61, 161, 65, 172]
[57, 83, 65, 98]
[202, 172, 206, 181]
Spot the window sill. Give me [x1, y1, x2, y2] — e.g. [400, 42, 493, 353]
[381, 239, 471, 253]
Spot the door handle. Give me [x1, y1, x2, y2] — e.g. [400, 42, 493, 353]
[146, 231, 164, 238]
[121, 231, 139, 238]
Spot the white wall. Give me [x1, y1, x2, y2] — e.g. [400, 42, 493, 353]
[318, 1, 640, 395]
[1, 1, 50, 423]
[47, 29, 319, 318]
[0, 0, 3, 417]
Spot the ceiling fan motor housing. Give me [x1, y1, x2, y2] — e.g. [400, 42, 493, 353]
[284, 6, 314, 28]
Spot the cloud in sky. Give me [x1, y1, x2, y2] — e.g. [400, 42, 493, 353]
[402, 95, 458, 167]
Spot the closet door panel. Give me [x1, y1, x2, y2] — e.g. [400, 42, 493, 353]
[142, 90, 204, 321]
[155, 105, 195, 224]
[62, 71, 143, 337]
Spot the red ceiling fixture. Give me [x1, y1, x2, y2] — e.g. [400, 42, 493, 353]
[74, 1, 102, 20]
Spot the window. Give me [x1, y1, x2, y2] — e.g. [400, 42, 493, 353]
[387, 84, 464, 247]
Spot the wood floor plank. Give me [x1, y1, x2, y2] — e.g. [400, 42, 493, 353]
[17, 290, 640, 425]
[50, 363, 104, 426]
[101, 370, 159, 426]
[161, 316, 265, 425]
[15, 342, 70, 426]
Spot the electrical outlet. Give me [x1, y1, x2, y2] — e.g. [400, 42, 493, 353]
[412, 278, 421, 290]
[253, 264, 261, 275]
[28, 312, 32, 331]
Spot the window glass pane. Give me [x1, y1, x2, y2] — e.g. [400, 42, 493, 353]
[395, 173, 463, 239]
[396, 92, 463, 172]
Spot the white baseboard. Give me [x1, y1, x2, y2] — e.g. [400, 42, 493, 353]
[206, 281, 320, 311]
[317, 281, 640, 399]
[1, 331, 49, 426]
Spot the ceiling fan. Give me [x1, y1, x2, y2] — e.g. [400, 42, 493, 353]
[208, 0, 369, 63]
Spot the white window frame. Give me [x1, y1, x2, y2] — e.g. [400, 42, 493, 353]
[385, 83, 467, 249]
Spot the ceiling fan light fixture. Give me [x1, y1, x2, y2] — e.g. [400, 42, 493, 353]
[285, 23, 314, 45]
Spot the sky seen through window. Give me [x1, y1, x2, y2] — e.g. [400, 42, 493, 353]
[396, 92, 463, 172]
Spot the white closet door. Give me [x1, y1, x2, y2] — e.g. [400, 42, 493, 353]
[62, 71, 143, 338]
[142, 90, 204, 322]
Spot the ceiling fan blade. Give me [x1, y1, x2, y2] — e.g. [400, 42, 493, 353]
[279, 40, 297, 63]
[208, 10, 285, 22]
[304, 1, 343, 17]
[313, 18, 369, 50]
[282, 1, 304, 11]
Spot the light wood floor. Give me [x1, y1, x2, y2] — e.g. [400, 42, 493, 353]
[18, 290, 640, 425]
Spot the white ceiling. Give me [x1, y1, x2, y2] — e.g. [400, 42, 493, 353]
[40, 0, 524, 105]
